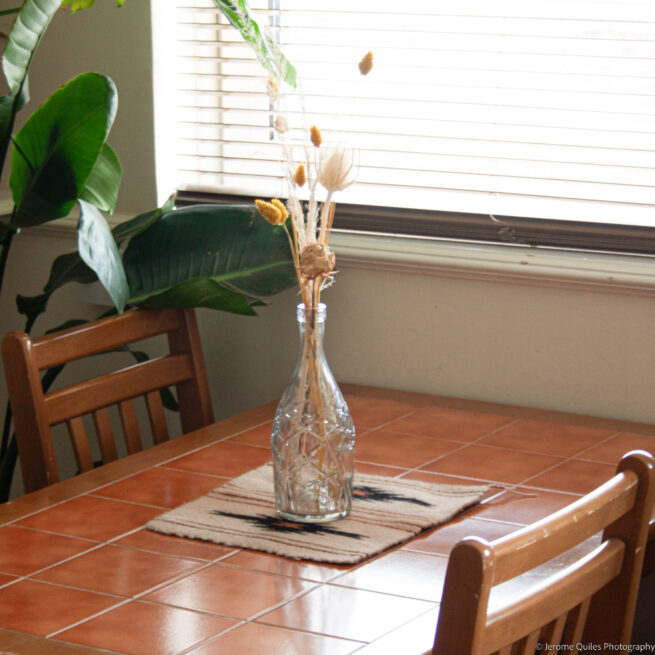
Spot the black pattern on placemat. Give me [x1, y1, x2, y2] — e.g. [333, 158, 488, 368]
[210, 510, 363, 539]
[353, 484, 432, 507]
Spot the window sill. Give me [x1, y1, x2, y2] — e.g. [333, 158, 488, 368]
[15, 204, 655, 298]
[331, 230, 655, 297]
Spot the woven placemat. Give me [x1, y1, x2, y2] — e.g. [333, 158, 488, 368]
[147, 463, 490, 564]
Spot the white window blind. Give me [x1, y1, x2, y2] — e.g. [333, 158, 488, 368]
[152, 1, 655, 228]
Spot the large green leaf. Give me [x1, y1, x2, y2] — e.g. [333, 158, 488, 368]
[10, 72, 118, 227]
[0, 0, 63, 177]
[77, 199, 129, 314]
[111, 195, 176, 246]
[212, 0, 296, 87]
[79, 144, 122, 214]
[124, 204, 296, 314]
[16, 198, 176, 328]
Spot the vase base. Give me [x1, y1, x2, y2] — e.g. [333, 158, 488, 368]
[277, 508, 349, 523]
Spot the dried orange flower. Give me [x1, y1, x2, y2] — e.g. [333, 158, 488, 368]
[359, 51, 374, 75]
[275, 115, 289, 133]
[300, 243, 335, 279]
[294, 164, 306, 187]
[270, 198, 289, 221]
[310, 125, 322, 148]
[266, 76, 279, 100]
[255, 199, 287, 226]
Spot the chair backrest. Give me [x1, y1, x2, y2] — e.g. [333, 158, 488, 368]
[432, 450, 655, 655]
[2, 308, 214, 493]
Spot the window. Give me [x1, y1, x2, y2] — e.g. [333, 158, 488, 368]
[152, 1, 655, 253]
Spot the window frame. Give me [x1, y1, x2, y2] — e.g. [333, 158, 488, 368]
[175, 190, 655, 256]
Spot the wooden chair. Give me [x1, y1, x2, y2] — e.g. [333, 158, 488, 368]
[2, 308, 214, 493]
[432, 450, 655, 655]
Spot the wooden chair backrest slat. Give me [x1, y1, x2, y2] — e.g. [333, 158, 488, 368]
[516, 629, 540, 655]
[93, 408, 118, 463]
[568, 600, 592, 646]
[43, 354, 193, 425]
[490, 471, 637, 584]
[544, 614, 567, 649]
[2, 308, 214, 493]
[432, 451, 655, 655]
[119, 399, 142, 455]
[146, 391, 169, 444]
[31, 309, 182, 369]
[67, 416, 94, 473]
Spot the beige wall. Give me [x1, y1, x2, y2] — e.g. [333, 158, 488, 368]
[2, 3, 655, 498]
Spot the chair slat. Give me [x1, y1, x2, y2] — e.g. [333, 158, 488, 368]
[119, 400, 142, 454]
[541, 613, 567, 648]
[67, 417, 94, 472]
[93, 408, 118, 463]
[32, 308, 182, 369]
[516, 629, 541, 655]
[45, 354, 193, 425]
[146, 391, 169, 444]
[565, 599, 591, 646]
[492, 472, 637, 584]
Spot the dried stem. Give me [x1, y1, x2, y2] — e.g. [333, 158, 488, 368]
[318, 192, 333, 244]
[325, 202, 337, 243]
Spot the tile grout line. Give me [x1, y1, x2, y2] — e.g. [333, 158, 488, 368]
[46, 596, 133, 639]
[175, 619, 248, 655]
[515, 428, 625, 489]
[387, 417, 524, 483]
[350, 604, 439, 654]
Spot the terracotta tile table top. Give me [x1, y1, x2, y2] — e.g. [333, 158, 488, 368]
[1, 384, 654, 655]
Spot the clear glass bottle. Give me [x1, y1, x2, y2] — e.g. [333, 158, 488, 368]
[271, 303, 355, 522]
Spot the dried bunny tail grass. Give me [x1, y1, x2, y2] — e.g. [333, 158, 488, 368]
[310, 125, 322, 148]
[318, 148, 356, 193]
[294, 164, 306, 187]
[255, 199, 287, 226]
[275, 115, 289, 133]
[270, 198, 289, 221]
[359, 51, 374, 75]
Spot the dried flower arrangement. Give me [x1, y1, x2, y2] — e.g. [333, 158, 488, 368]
[260, 50, 375, 521]
[255, 50, 374, 309]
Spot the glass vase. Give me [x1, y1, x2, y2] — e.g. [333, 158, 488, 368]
[271, 303, 355, 522]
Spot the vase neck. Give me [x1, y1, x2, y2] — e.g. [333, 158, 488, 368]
[296, 303, 326, 360]
[296, 302, 326, 325]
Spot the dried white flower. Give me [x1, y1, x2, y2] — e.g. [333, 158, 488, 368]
[318, 148, 356, 193]
[275, 115, 289, 133]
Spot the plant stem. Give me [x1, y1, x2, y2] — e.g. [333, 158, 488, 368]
[0, 436, 17, 503]
[0, 402, 11, 460]
[0, 228, 16, 304]
[0, 230, 18, 461]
